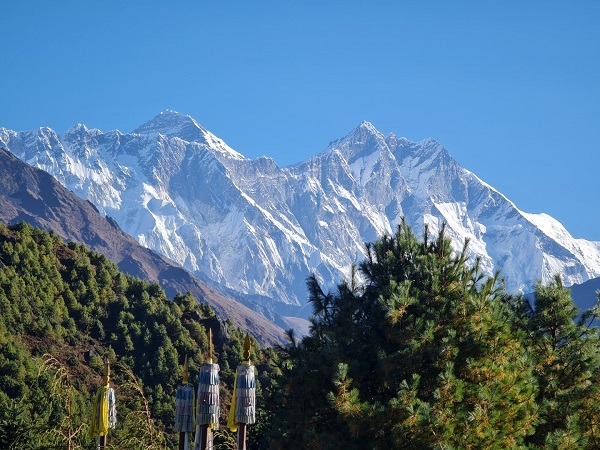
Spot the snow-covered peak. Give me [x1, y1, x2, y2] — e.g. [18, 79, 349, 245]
[133, 110, 205, 140]
[417, 137, 444, 151]
[357, 120, 379, 133]
[312, 121, 390, 165]
[29, 127, 61, 150]
[389, 134, 450, 165]
[64, 123, 89, 135]
[36, 126, 59, 138]
[347, 120, 385, 142]
[63, 123, 102, 142]
[132, 110, 244, 161]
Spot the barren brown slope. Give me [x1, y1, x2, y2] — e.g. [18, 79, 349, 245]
[0, 148, 285, 346]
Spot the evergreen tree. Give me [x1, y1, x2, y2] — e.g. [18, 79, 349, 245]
[267, 220, 539, 449]
[516, 276, 600, 448]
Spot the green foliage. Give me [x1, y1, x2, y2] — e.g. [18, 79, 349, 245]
[0, 397, 41, 450]
[2, 219, 597, 449]
[0, 222, 268, 449]
[509, 276, 600, 448]
[262, 220, 600, 449]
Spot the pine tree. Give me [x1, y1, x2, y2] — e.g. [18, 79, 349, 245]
[521, 276, 600, 448]
[268, 220, 539, 449]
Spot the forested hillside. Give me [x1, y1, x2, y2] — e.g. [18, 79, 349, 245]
[0, 222, 276, 449]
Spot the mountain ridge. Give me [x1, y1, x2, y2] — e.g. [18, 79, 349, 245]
[0, 147, 286, 345]
[2, 110, 599, 315]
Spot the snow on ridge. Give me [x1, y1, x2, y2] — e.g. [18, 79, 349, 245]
[522, 212, 600, 274]
[2, 113, 600, 310]
[131, 110, 245, 161]
[198, 128, 245, 161]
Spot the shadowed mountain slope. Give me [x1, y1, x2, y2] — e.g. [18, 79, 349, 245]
[570, 276, 600, 312]
[0, 148, 285, 345]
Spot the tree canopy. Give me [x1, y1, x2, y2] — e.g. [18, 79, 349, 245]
[262, 220, 600, 449]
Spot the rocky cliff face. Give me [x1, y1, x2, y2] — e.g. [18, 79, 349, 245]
[3, 110, 600, 314]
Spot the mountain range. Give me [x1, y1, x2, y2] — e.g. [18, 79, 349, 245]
[0, 147, 285, 345]
[2, 110, 599, 316]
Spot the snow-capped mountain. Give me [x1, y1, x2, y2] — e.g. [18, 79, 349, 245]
[0, 147, 286, 345]
[2, 110, 600, 313]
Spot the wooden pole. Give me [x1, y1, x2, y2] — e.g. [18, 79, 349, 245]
[99, 435, 107, 449]
[201, 424, 209, 450]
[237, 423, 247, 450]
[236, 335, 251, 450]
[195, 331, 216, 450]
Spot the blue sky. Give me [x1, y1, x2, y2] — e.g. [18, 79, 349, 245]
[2, 1, 599, 239]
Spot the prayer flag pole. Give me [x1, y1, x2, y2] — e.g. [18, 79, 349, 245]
[175, 355, 194, 450]
[228, 334, 256, 450]
[90, 361, 116, 450]
[194, 329, 220, 450]
[100, 361, 109, 449]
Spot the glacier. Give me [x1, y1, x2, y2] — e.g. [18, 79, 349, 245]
[2, 110, 600, 316]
